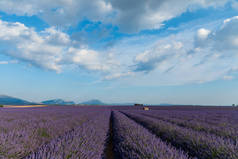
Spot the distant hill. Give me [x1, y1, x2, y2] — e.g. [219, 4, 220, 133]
[0, 95, 175, 106]
[0, 95, 34, 105]
[42, 99, 75, 105]
[81, 99, 105, 105]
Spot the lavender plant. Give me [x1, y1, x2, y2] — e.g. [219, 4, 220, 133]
[1, 105, 238, 159]
[123, 111, 238, 159]
[112, 111, 190, 159]
[0, 106, 105, 158]
[138, 111, 238, 142]
[25, 110, 111, 159]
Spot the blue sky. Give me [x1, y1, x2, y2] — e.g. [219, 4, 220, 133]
[0, 0, 238, 105]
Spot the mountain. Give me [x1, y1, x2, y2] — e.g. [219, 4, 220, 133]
[0, 95, 34, 105]
[42, 99, 75, 105]
[81, 99, 105, 105]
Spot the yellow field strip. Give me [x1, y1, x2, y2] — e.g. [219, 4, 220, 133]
[3, 105, 47, 108]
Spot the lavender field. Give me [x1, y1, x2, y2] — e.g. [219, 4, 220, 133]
[0, 106, 238, 159]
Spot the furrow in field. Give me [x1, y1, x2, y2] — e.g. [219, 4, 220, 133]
[122, 111, 238, 159]
[112, 111, 190, 159]
[102, 112, 117, 159]
[138, 111, 238, 142]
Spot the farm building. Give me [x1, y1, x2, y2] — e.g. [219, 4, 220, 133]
[143, 107, 149, 110]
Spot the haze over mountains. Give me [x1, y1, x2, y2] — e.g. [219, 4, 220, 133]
[81, 99, 105, 105]
[0, 95, 107, 105]
[42, 99, 75, 105]
[0, 95, 36, 105]
[0, 95, 174, 106]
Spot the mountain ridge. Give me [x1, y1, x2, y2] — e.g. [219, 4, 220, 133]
[0, 95, 36, 105]
[0, 95, 174, 106]
[80, 99, 105, 105]
[41, 99, 75, 105]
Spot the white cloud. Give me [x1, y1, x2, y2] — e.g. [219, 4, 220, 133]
[0, 61, 8, 64]
[0, 0, 112, 27]
[0, 20, 65, 72]
[197, 28, 211, 39]
[65, 47, 112, 72]
[1, 9, 238, 86]
[108, 0, 234, 32]
[232, 1, 238, 9]
[206, 16, 238, 51]
[223, 16, 238, 24]
[104, 72, 134, 80]
[194, 28, 211, 48]
[129, 16, 238, 85]
[0, 19, 116, 74]
[0, 0, 235, 33]
[42, 28, 71, 45]
[133, 41, 186, 73]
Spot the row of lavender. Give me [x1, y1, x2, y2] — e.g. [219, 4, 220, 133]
[25, 110, 111, 159]
[136, 109, 238, 141]
[26, 110, 191, 159]
[1, 105, 237, 159]
[112, 111, 190, 159]
[0, 106, 110, 158]
[1, 106, 196, 159]
[122, 111, 238, 159]
[144, 109, 238, 126]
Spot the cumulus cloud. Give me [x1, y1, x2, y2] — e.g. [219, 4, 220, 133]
[232, 1, 238, 9]
[0, 0, 235, 33]
[193, 16, 238, 51]
[211, 17, 238, 51]
[134, 42, 184, 73]
[104, 71, 134, 80]
[0, 61, 8, 64]
[64, 48, 112, 72]
[0, 19, 115, 74]
[0, 20, 64, 72]
[1, 5, 238, 85]
[0, 0, 112, 27]
[194, 28, 211, 48]
[130, 16, 238, 85]
[197, 28, 211, 39]
[109, 0, 233, 32]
